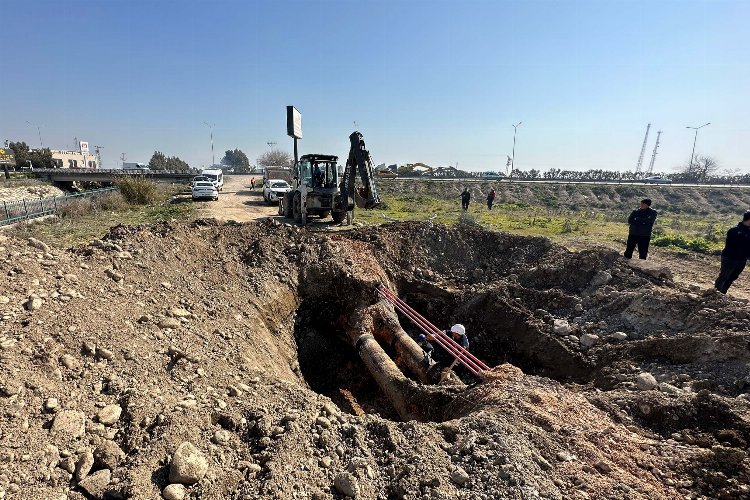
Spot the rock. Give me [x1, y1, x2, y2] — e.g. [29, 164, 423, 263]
[158, 318, 181, 330]
[44, 398, 59, 411]
[636, 372, 658, 391]
[25, 295, 43, 311]
[609, 331, 627, 341]
[78, 469, 111, 498]
[169, 442, 208, 485]
[94, 440, 125, 470]
[97, 405, 122, 426]
[75, 450, 95, 480]
[579, 334, 599, 348]
[58, 456, 76, 473]
[450, 466, 470, 485]
[60, 354, 81, 370]
[51, 410, 86, 438]
[334, 472, 360, 497]
[594, 460, 612, 473]
[316, 416, 332, 428]
[659, 383, 682, 395]
[590, 270, 612, 287]
[105, 269, 124, 282]
[0, 295, 10, 305]
[137, 315, 151, 323]
[96, 347, 115, 360]
[212, 430, 230, 445]
[553, 319, 572, 336]
[169, 307, 191, 318]
[162, 484, 187, 500]
[556, 451, 575, 462]
[627, 259, 673, 281]
[28, 237, 51, 252]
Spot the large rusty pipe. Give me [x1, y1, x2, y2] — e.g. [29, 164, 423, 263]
[350, 333, 423, 421]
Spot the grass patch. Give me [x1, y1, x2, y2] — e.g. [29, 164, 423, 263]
[116, 177, 162, 204]
[651, 234, 713, 254]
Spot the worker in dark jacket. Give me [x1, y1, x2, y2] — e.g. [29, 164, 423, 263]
[416, 334, 434, 366]
[714, 211, 750, 294]
[460, 189, 471, 210]
[428, 324, 469, 383]
[487, 188, 496, 210]
[624, 199, 658, 260]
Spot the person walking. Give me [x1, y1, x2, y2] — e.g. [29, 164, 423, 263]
[250, 177, 255, 190]
[487, 188, 496, 210]
[624, 198, 658, 260]
[460, 189, 471, 211]
[714, 211, 750, 294]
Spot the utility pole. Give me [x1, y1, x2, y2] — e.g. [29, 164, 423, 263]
[95, 146, 104, 169]
[26, 121, 44, 148]
[646, 131, 662, 175]
[686, 123, 711, 171]
[635, 123, 651, 176]
[510, 122, 522, 180]
[203, 122, 215, 166]
[120, 153, 126, 168]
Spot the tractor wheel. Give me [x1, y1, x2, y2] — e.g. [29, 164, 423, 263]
[293, 192, 302, 223]
[283, 193, 293, 218]
[331, 211, 346, 224]
[320, 211, 330, 219]
[277, 199, 284, 216]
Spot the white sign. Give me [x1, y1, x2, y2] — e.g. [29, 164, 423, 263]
[79, 141, 89, 154]
[286, 106, 302, 139]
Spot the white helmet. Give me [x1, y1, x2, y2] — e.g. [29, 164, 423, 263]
[450, 324, 466, 336]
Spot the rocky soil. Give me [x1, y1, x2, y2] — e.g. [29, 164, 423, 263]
[0, 220, 748, 499]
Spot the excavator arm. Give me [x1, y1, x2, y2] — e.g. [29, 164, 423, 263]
[341, 131, 381, 211]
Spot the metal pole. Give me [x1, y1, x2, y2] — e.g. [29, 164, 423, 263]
[511, 121, 522, 180]
[293, 137, 299, 165]
[689, 129, 698, 170]
[3, 201, 8, 222]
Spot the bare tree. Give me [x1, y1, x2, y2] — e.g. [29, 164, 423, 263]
[678, 155, 719, 183]
[257, 149, 292, 167]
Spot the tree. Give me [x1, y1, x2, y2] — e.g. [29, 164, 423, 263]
[676, 155, 719, 183]
[148, 151, 191, 171]
[7, 141, 53, 169]
[257, 149, 292, 167]
[221, 149, 250, 170]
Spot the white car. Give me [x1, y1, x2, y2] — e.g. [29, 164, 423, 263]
[644, 176, 672, 184]
[192, 181, 219, 201]
[263, 179, 291, 204]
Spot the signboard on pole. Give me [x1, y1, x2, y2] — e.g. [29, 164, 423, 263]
[79, 141, 89, 154]
[0, 148, 15, 165]
[286, 106, 302, 139]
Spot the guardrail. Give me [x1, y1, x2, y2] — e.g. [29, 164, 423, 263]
[0, 187, 117, 227]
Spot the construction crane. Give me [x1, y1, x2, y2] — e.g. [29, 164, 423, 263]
[635, 123, 651, 176]
[646, 131, 662, 175]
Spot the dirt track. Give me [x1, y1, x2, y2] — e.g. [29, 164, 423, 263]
[191, 174, 274, 223]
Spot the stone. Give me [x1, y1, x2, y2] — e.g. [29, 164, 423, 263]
[609, 331, 627, 341]
[169, 307, 191, 318]
[94, 440, 125, 470]
[162, 484, 187, 500]
[25, 295, 43, 311]
[212, 430, 230, 445]
[51, 410, 86, 438]
[28, 237, 51, 252]
[556, 451, 575, 462]
[60, 354, 80, 370]
[590, 270, 612, 287]
[659, 383, 682, 395]
[316, 416, 332, 428]
[78, 469, 111, 498]
[75, 450, 95, 480]
[450, 466, 470, 485]
[579, 334, 599, 348]
[158, 318, 181, 330]
[594, 460, 612, 473]
[169, 442, 208, 485]
[105, 269, 124, 282]
[96, 347, 115, 360]
[97, 405, 122, 426]
[45, 397, 59, 411]
[334, 472, 359, 497]
[0, 295, 9, 305]
[553, 319, 572, 336]
[636, 372, 658, 391]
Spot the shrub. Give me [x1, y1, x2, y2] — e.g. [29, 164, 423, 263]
[57, 192, 126, 219]
[652, 234, 711, 253]
[116, 177, 160, 205]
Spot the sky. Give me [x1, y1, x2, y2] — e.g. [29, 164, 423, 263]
[1, 0, 748, 172]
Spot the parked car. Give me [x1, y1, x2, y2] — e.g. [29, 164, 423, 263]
[263, 179, 291, 204]
[192, 181, 219, 201]
[643, 176, 672, 184]
[191, 175, 210, 187]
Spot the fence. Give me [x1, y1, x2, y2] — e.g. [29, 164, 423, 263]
[0, 187, 117, 226]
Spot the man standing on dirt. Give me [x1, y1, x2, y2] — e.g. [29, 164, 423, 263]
[624, 198, 658, 260]
[250, 177, 255, 190]
[714, 211, 750, 294]
[487, 188, 496, 210]
[427, 324, 469, 383]
[460, 189, 471, 211]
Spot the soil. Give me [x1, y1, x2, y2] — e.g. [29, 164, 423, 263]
[0, 218, 748, 499]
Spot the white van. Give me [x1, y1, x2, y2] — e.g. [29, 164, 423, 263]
[201, 169, 224, 191]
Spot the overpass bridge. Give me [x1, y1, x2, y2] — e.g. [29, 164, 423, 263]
[31, 168, 200, 183]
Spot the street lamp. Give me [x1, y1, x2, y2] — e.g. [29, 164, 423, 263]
[25, 121, 44, 148]
[510, 121, 522, 179]
[686, 122, 710, 170]
[202, 122, 215, 166]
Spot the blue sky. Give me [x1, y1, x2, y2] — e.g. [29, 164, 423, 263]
[1, 0, 748, 172]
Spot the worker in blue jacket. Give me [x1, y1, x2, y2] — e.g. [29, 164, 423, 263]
[714, 211, 750, 294]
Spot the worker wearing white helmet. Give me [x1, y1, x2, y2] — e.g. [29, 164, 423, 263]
[427, 323, 469, 383]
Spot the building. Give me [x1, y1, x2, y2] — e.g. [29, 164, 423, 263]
[49, 149, 98, 169]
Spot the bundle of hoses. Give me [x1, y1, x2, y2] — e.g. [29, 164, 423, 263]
[376, 285, 490, 377]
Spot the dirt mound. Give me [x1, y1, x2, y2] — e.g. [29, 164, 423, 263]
[0, 221, 748, 499]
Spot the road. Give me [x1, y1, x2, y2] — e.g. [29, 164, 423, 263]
[191, 174, 276, 222]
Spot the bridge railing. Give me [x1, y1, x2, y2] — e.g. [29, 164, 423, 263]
[0, 187, 118, 227]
